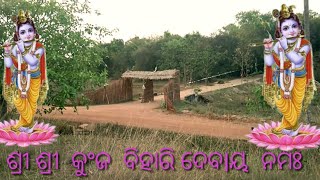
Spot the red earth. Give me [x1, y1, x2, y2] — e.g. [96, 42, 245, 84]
[41, 76, 261, 140]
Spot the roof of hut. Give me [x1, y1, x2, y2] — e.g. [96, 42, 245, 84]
[122, 69, 179, 80]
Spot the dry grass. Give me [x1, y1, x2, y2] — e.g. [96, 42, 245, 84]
[176, 81, 320, 125]
[122, 70, 179, 80]
[0, 120, 318, 179]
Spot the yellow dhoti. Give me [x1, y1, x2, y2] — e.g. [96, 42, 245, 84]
[274, 76, 306, 131]
[263, 39, 316, 134]
[12, 77, 41, 129]
[3, 42, 48, 132]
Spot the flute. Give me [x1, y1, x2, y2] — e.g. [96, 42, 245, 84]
[248, 35, 304, 47]
[2, 39, 38, 48]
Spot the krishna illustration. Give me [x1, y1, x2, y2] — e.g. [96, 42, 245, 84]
[1, 10, 58, 147]
[247, 4, 320, 151]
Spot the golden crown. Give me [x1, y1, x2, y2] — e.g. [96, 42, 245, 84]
[11, 10, 31, 25]
[272, 4, 295, 19]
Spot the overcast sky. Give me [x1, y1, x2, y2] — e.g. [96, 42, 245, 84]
[82, 0, 320, 42]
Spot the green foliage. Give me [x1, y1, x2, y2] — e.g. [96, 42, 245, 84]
[99, 10, 320, 86]
[0, 119, 319, 179]
[309, 13, 320, 82]
[0, 0, 111, 113]
[160, 100, 166, 109]
[245, 85, 270, 113]
[179, 81, 281, 119]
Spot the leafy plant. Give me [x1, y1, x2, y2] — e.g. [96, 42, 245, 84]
[0, 0, 112, 114]
[245, 85, 270, 113]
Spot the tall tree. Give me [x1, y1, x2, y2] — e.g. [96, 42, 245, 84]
[0, 0, 111, 113]
[304, 0, 310, 40]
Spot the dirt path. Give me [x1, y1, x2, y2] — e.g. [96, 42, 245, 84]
[156, 75, 261, 100]
[42, 76, 261, 140]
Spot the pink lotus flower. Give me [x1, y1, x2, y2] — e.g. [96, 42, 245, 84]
[247, 121, 320, 151]
[0, 120, 59, 147]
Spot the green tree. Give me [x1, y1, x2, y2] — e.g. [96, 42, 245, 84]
[0, 0, 111, 113]
[235, 11, 275, 74]
[210, 25, 240, 74]
[157, 32, 187, 83]
[309, 12, 320, 81]
[100, 39, 126, 79]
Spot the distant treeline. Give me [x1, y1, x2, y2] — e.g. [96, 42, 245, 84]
[99, 11, 320, 84]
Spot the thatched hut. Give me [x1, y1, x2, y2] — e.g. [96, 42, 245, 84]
[122, 69, 180, 103]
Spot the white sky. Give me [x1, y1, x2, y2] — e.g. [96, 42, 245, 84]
[82, 0, 320, 42]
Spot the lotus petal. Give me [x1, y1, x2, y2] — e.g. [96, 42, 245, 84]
[1, 131, 11, 140]
[9, 120, 15, 126]
[0, 122, 5, 128]
[252, 132, 261, 140]
[43, 132, 53, 140]
[257, 142, 268, 147]
[280, 135, 293, 145]
[248, 121, 320, 151]
[42, 124, 50, 130]
[258, 124, 265, 131]
[295, 145, 306, 149]
[0, 129, 7, 137]
[259, 133, 273, 144]
[51, 134, 59, 138]
[309, 134, 320, 143]
[271, 121, 277, 128]
[0, 128, 8, 133]
[264, 123, 272, 130]
[252, 128, 259, 133]
[47, 126, 56, 132]
[4, 121, 10, 127]
[305, 144, 317, 148]
[304, 125, 310, 132]
[40, 140, 52, 145]
[38, 122, 44, 129]
[0, 120, 59, 147]
[249, 139, 260, 144]
[293, 135, 304, 145]
[279, 145, 293, 151]
[269, 134, 280, 144]
[301, 134, 313, 144]
[31, 141, 40, 146]
[29, 133, 39, 141]
[8, 131, 19, 141]
[49, 138, 57, 142]
[308, 126, 317, 133]
[6, 141, 16, 146]
[266, 144, 280, 150]
[18, 132, 29, 142]
[246, 134, 253, 138]
[37, 132, 46, 140]
[18, 142, 30, 147]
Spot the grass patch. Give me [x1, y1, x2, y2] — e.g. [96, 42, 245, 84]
[176, 81, 320, 125]
[0, 119, 318, 179]
[176, 82, 278, 119]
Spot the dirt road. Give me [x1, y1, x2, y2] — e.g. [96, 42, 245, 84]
[42, 76, 261, 140]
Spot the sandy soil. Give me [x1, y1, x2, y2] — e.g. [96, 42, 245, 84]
[41, 76, 261, 140]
